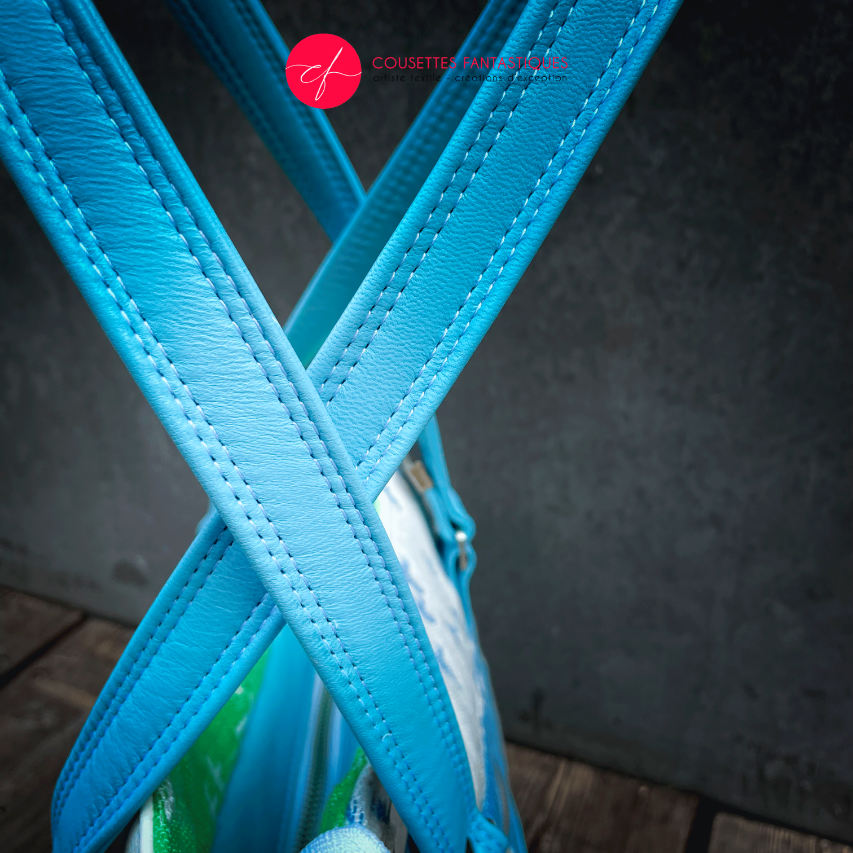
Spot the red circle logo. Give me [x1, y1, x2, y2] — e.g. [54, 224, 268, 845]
[286, 34, 361, 109]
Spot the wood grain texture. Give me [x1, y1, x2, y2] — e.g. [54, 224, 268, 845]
[0, 598, 849, 853]
[0, 587, 83, 682]
[0, 618, 130, 852]
[709, 814, 853, 853]
[507, 742, 698, 852]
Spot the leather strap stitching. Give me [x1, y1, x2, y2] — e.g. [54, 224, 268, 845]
[0, 61, 447, 853]
[54, 524, 240, 817]
[174, 0, 283, 158]
[52, 0, 463, 821]
[20, 1, 464, 846]
[357, 0, 660, 479]
[62, 0, 659, 837]
[316, 0, 570, 403]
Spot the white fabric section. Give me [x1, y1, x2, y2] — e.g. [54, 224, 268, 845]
[124, 796, 153, 853]
[347, 765, 407, 852]
[376, 472, 487, 806]
[302, 826, 391, 853]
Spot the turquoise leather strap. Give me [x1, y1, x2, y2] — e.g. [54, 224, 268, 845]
[0, 2, 474, 851]
[41, 0, 535, 847]
[165, 0, 363, 239]
[312, 0, 681, 493]
[0, 0, 681, 849]
[53, 0, 679, 847]
[286, 0, 527, 361]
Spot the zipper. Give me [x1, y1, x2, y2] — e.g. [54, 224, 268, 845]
[293, 689, 334, 851]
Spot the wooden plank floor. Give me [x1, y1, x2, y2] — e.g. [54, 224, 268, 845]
[1, 587, 850, 853]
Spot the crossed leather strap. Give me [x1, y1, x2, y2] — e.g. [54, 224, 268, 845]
[0, 0, 681, 849]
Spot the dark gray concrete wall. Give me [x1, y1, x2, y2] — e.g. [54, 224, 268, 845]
[1, 0, 851, 841]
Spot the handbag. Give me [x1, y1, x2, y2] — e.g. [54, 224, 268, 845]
[0, 0, 681, 850]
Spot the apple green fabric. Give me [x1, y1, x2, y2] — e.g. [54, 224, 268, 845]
[151, 653, 269, 852]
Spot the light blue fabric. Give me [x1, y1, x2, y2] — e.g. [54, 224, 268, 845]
[0, 0, 682, 849]
[211, 627, 327, 853]
[165, 0, 363, 239]
[94, 0, 513, 825]
[301, 827, 389, 853]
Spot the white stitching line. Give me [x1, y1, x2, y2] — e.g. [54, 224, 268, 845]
[57, 0, 531, 833]
[0, 71, 447, 852]
[50, 0, 462, 808]
[317, 0, 572, 404]
[0, 69, 284, 836]
[0, 0, 657, 840]
[60, 0, 648, 840]
[70, 591, 276, 846]
[67, 0, 437, 808]
[53, 5, 459, 781]
[67, 0, 468, 822]
[294, 0, 522, 373]
[358, 0, 659, 480]
[53, 527, 247, 809]
[26, 2, 463, 847]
